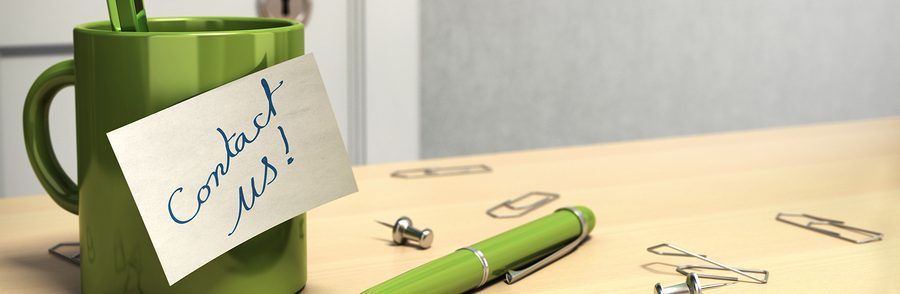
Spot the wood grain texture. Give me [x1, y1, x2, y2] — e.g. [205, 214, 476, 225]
[2, 118, 899, 293]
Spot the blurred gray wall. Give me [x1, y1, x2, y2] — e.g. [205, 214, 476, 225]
[420, 0, 900, 158]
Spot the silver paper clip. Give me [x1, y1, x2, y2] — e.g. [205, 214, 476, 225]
[776, 212, 883, 244]
[647, 243, 769, 284]
[504, 207, 589, 284]
[486, 191, 559, 218]
[391, 164, 491, 179]
[49, 242, 80, 265]
[676, 265, 769, 283]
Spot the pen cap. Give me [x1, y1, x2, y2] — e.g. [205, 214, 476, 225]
[472, 206, 595, 279]
[572, 205, 597, 232]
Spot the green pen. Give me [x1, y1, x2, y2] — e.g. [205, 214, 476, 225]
[106, 0, 149, 32]
[364, 206, 596, 293]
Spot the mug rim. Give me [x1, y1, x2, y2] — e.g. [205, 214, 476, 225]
[74, 16, 302, 37]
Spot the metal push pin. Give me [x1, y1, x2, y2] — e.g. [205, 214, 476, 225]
[376, 217, 434, 249]
[655, 273, 734, 294]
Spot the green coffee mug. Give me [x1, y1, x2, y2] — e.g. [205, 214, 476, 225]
[23, 17, 306, 293]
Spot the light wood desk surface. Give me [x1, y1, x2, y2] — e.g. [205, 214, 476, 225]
[2, 118, 899, 293]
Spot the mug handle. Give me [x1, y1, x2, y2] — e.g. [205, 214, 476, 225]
[23, 60, 79, 214]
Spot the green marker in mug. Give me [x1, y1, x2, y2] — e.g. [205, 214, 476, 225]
[107, 0, 149, 32]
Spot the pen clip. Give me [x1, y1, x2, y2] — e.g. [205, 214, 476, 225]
[504, 207, 590, 284]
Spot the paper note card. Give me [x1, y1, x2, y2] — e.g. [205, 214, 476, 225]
[108, 54, 357, 285]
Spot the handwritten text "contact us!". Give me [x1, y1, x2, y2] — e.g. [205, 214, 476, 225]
[167, 78, 295, 236]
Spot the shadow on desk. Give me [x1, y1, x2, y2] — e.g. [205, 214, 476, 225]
[6, 252, 79, 293]
[640, 262, 684, 277]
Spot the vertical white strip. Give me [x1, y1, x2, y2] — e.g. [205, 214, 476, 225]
[303, 0, 350, 157]
[347, 0, 367, 164]
[364, 0, 420, 164]
[0, 53, 5, 198]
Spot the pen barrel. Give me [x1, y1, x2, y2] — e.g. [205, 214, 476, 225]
[363, 250, 484, 293]
[363, 206, 595, 294]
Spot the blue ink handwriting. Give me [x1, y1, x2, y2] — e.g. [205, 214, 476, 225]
[167, 78, 294, 236]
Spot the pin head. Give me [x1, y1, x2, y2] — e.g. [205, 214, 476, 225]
[392, 217, 413, 244]
[654, 273, 704, 294]
[654, 283, 665, 294]
[381, 216, 434, 249]
[685, 273, 702, 294]
[418, 228, 434, 248]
